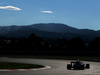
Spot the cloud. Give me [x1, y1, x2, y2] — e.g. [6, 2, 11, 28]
[41, 11, 53, 13]
[0, 6, 21, 10]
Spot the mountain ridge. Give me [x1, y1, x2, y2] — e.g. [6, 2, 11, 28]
[0, 23, 99, 42]
[30, 23, 100, 38]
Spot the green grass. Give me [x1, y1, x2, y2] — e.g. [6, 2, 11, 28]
[0, 62, 44, 69]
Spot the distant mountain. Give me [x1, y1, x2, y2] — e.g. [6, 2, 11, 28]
[30, 23, 79, 33]
[0, 23, 100, 42]
[30, 23, 100, 41]
[30, 23, 97, 35]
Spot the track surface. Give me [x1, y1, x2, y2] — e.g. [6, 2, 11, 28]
[0, 57, 100, 75]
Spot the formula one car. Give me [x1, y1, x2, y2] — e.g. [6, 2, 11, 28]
[67, 60, 90, 70]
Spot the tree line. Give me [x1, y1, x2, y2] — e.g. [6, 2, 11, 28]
[0, 33, 100, 52]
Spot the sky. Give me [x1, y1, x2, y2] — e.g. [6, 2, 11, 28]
[0, 0, 100, 30]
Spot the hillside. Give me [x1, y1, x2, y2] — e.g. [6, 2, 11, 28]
[30, 23, 79, 33]
[0, 23, 99, 42]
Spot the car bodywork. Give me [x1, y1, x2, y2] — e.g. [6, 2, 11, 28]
[67, 60, 90, 70]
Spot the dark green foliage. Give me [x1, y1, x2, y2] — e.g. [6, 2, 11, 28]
[88, 37, 100, 51]
[0, 33, 100, 55]
[0, 62, 44, 69]
[56, 38, 68, 51]
[67, 37, 86, 51]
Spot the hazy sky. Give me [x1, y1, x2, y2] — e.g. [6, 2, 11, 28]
[0, 0, 100, 30]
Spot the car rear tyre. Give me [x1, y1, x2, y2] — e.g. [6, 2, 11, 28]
[67, 64, 71, 70]
[86, 64, 90, 69]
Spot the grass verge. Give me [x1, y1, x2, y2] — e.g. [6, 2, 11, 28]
[0, 62, 44, 69]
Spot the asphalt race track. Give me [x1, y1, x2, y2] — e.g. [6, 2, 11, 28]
[0, 57, 100, 75]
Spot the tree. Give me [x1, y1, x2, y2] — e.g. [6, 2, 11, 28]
[56, 38, 68, 51]
[88, 37, 100, 51]
[68, 37, 86, 51]
[28, 33, 42, 51]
